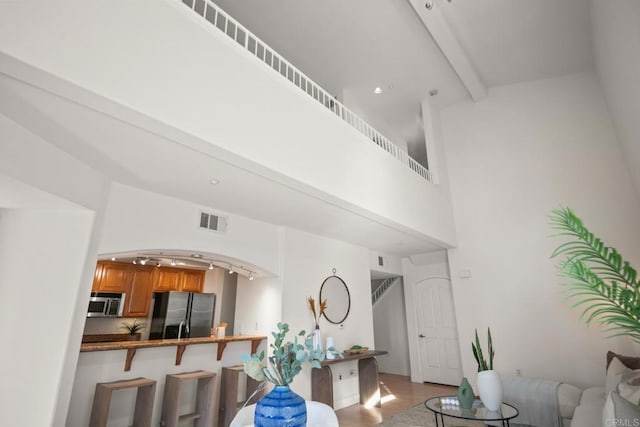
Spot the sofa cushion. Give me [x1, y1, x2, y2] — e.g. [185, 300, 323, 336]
[618, 369, 640, 405]
[603, 391, 614, 426]
[607, 350, 640, 370]
[579, 386, 605, 406]
[607, 357, 629, 394]
[571, 403, 603, 427]
[558, 383, 582, 419]
[603, 391, 640, 426]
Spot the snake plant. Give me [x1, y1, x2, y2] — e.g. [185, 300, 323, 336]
[472, 328, 494, 372]
[550, 207, 640, 342]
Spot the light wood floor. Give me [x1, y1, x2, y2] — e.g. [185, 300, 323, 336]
[335, 373, 456, 426]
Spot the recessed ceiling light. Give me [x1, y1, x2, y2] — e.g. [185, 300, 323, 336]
[210, 179, 220, 185]
[374, 87, 383, 94]
[191, 254, 203, 259]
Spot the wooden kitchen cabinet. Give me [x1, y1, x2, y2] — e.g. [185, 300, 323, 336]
[91, 261, 207, 318]
[154, 269, 182, 292]
[123, 266, 154, 317]
[91, 264, 103, 292]
[180, 269, 205, 292]
[92, 261, 131, 293]
[153, 268, 205, 292]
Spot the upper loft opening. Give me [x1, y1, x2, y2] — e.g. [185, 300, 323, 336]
[180, 0, 436, 183]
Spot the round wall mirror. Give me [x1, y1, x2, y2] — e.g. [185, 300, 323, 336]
[320, 273, 351, 324]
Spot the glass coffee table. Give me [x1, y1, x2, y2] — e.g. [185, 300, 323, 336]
[424, 396, 518, 427]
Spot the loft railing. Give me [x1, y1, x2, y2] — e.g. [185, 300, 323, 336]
[179, 0, 434, 183]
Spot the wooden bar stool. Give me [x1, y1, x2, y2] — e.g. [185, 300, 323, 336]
[160, 370, 217, 427]
[218, 365, 268, 427]
[89, 377, 156, 427]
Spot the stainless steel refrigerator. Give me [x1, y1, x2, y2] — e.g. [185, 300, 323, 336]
[149, 291, 216, 340]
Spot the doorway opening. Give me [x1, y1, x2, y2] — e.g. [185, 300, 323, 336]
[370, 273, 411, 376]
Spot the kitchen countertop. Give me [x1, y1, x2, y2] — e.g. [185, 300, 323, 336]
[80, 334, 266, 352]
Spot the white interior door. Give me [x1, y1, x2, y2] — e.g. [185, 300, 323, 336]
[415, 277, 462, 385]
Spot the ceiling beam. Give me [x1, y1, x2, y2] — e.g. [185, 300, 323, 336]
[409, 0, 487, 101]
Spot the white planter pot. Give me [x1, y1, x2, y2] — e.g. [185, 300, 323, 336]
[477, 370, 503, 411]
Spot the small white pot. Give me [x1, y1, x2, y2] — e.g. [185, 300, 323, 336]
[477, 370, 503, 411]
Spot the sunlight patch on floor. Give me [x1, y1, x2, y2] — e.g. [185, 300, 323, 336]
[364, 390, 382, 408]
[381, 394, 396, 404]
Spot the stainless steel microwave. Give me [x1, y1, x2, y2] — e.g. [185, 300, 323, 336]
[87, 293, 125, 317]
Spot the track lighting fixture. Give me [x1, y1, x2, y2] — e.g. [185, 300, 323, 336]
[113, 253, 259, 278]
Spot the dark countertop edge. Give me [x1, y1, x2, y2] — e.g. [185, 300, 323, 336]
[80, 335, 267, 352]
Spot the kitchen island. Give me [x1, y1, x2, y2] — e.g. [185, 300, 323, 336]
[80, 334, 265, 371]
[68, 335, 266, 427]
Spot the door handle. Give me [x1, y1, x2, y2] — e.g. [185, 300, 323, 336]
[418, 334, 426, 338]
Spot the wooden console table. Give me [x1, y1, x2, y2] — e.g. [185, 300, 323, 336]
[311, 350, 387, 408]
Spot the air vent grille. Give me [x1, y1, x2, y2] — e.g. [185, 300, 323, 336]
[199, 211, 228, 233]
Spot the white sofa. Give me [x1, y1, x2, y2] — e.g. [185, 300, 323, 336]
[508, 351, 640, 426]
[565, 351, 640, 427]
[567, 384, 604, 427]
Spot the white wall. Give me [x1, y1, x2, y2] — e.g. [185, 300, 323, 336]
[0, 208, 95, 426]
[591, 0, 640, 195]
[372, 279, 411, 376]
[99, 183, 281, 275]
[235, 275, 283, 338]
[0, 115, 111, 426]
[204, 267, 226, 331]
[370, 250, 403, 277]
[281, 228, 374, 409]
[441, 72, 640, 389]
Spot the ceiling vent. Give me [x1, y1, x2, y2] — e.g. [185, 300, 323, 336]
[199, 211, 228, 233]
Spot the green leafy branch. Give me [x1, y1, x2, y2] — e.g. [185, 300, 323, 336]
[242, 322, 327, 385]
[550, 207, 640, 342]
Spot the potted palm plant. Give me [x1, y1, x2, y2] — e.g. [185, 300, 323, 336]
[550, 207, 640, 341]
[472, 327, 502, 411]
[120, 320, 145, 341]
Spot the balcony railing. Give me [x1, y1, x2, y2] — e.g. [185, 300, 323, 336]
[180, 0, 434, 183]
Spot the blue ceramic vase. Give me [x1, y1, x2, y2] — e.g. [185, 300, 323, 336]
[254, 385, 306, 427]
